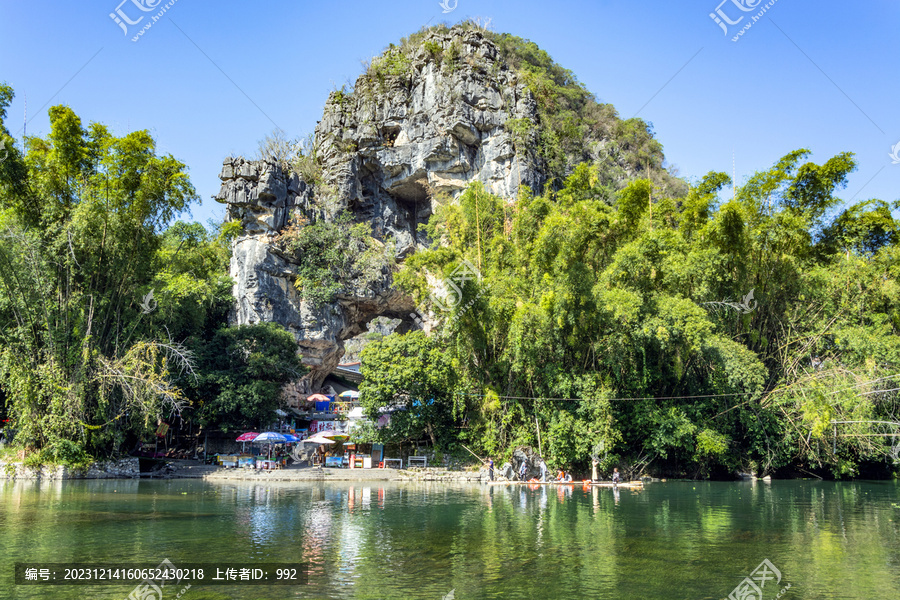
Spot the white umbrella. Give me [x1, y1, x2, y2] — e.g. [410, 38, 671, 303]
[303, 435, 336, 445]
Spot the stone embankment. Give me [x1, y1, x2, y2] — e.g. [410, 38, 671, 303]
[395, 467, 487, 483]
[1, 458, 491, 483]
[202, 465, 489, 484]
[1, 458, 139, 480]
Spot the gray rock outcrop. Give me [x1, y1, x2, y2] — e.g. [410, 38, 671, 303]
[314, 27, 544, 255]
[218, 25, 678, 393]
[219, 27, 546, 391]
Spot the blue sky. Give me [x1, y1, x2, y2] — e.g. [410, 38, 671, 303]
[1, 0, 898, 227]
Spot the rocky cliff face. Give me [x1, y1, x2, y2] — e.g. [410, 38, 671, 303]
[218, 25, 674, 394]
[314, 27, 544, 256]
[218, 157, 416, 391]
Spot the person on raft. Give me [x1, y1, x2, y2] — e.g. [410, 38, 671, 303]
[556, 470, 572, 483]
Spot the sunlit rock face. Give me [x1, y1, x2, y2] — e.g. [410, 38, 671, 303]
[219, 25, 676, 392]
[314, 27, 544, 257]
[219, 27, 544, 392]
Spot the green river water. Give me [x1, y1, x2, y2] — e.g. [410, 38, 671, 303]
[1, 478, 898, 599]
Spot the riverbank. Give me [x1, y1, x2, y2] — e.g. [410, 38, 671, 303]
[0, 457, 140, 480]
[202, 464, 488, 483]
[0, 456, 492, 482]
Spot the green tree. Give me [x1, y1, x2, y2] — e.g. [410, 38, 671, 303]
[0, 91, 210, 460]
[189, 323, 305, 431]
[359, 331, 461, 449]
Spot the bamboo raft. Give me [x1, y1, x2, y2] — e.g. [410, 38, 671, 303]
[590, 481, 644, 489]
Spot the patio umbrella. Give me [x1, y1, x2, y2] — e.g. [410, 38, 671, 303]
[339, 390, 360, 399]
[282, 433, 300, 443]
[316, 430, 350, 442]
[253, 431, 288, 459]
[303, 435, 335, 445]
[254, 432, 287, 442]
[235, 431, 259, 453]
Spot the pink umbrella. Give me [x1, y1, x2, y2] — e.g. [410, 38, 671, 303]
[236, 431, 259, 453]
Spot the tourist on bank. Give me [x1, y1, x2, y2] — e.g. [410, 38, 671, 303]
[592, 457, 599, 482]
[612, 467, 620, 485]
[519, 460, 528, 482]
[539, 459, 548, 482]
[488, 458, 494, 481]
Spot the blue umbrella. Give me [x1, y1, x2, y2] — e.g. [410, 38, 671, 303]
[254, 432, 287, 443]
[253, 431, 287, 459]
[282, 433, 300, 443]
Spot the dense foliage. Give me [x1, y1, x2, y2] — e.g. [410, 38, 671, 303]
[185, 322, 305, 432]
[371, 153, 900, 479]
[0, 85, 294, 464]
[358, 331, 461, 448]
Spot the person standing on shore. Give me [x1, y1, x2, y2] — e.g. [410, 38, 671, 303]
[519, 460, 528, 482]
[612, 467, 620, 486]
[488, 458, 494, 481]
[592, 457, 599, 482]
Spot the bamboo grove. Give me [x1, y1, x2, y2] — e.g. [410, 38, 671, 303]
[367, 157, 900, 478]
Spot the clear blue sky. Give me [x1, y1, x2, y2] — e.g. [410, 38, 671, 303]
[2, 0, 898, 226]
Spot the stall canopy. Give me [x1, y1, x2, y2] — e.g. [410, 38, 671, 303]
[236, 431, 259, 452]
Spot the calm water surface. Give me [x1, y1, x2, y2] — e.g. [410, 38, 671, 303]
[1, 479, 898, 599]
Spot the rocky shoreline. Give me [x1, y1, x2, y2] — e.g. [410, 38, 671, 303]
[1, 457, 140, 480]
